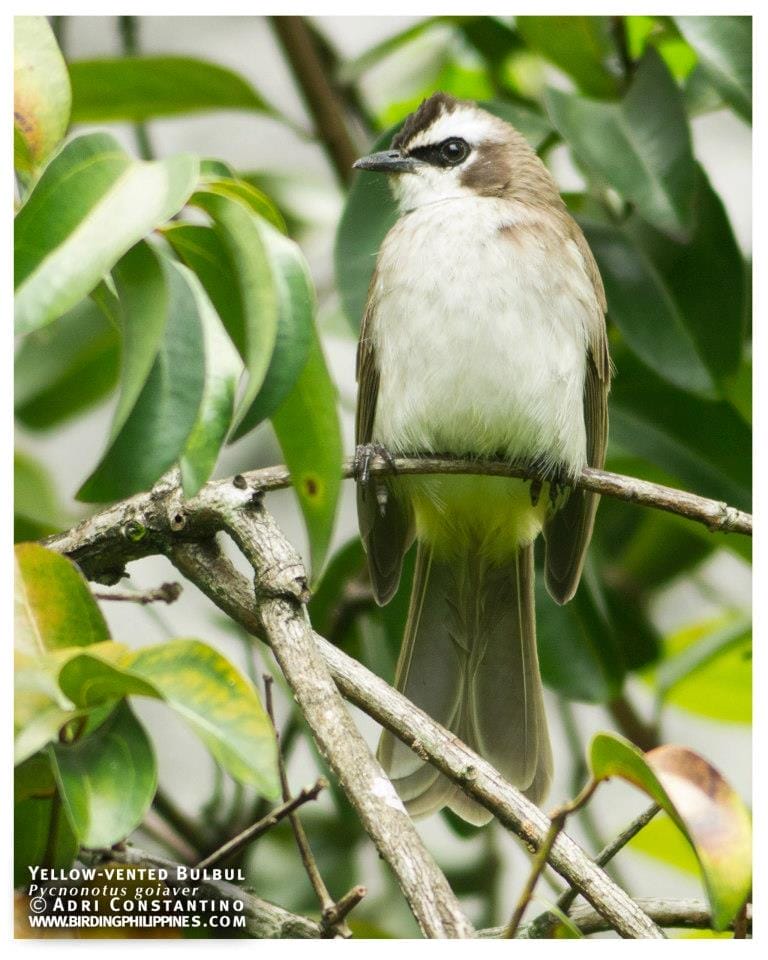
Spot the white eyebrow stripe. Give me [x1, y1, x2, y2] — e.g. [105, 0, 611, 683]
[405, 108, 502, 151]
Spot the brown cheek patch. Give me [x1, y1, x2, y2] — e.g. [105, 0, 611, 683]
[459, 141, 513, 197]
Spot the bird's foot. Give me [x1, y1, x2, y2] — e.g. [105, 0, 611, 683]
[548, 464, 571, 507]
[353, 443, 397, 486]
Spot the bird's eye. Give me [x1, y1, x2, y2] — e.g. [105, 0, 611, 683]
[439, 138, 469, 165]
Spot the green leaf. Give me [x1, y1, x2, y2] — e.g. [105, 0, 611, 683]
[589, 733, 751, 930]
[109, 242, 168, 439]
[15, 543, 109, 657]
[69, 55, 271, 123]
[609, 345, 751, 511]
[271, 329, 343, 578]
[676, 17, 751, 122]
[339, 17, 446, 82]
[14, 295, 120, 430]
[14, 133, 198, 335]
[584, 221, 715, 397]
[14, 544, 111, 762]
[14, 452, 66, 542]
[335, 102, 550, 329]
[56, 642, 159, 708]
[50, 701, 157, 848]
[231, 222, 315, 438]
[628, 810, 701, 876]
[197, 177, 286, 231]
[624, 166, 745, 385]
[192, 189, 280, 426]
[127, 639, 279, 798]
[516, 16, 621, 98]
[649, 618, 751, 725]
[15, 792, 79, 887]
[179, 268, 241, 495]
[537, 562, 626, 703]
[163, 222, 245, 349]
[14, 16, 71, 172]
[546, 49, 696, 236]
[77, 255, 207, 502]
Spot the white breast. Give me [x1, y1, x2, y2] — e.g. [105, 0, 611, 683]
[371, 197, 595, 476]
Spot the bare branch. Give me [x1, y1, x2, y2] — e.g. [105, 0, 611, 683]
[524, 802, 660, 938]
[92, 581, 182, 604]
[82, 846, 322, 938]
[43, 456, 751, 583]
[263, 675, 351, 938]
[195, 778, 327, 871]
[270, 16, 359, 186]
[504, 779, 600, 938]
[489, 898, 752, 938]
[184, 491, 475, 938]
[165, 539, 663, 939]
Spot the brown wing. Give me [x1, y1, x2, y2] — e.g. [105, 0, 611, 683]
[544, 226, 611, 605]
[356, 270, 414, 605]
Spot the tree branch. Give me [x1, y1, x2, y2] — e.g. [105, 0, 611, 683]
[195, 778, 327, 870]
[174, 489, 474, 938]
[496, 898, 751, 938]
[164, 533, 663, 938]
[40, 459, 746, 939]
[44, 456, 751, 583]
[270, 16, 359, 187]
[92, 581, 182, 605]
[81, 845, 322, 938]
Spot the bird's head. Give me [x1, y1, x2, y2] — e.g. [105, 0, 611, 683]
[353, 92, 560, 212]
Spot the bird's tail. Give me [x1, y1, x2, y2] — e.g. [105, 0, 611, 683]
[377, 541, 552, 825]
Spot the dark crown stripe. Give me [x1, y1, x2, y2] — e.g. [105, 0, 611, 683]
[391, 92, 464, 150]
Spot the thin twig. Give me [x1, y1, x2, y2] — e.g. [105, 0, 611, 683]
[484, 898, 752, 938]
[92, 581, 182, 604]
[117, 16, 154, 160]
[504, 779, 600, 938]
[196, 779, 327, 871]
[270, 16, 359, 186]
[323, 885, 367, 929]
[263, 675, 352, 938]
[527, 803, 661, 938]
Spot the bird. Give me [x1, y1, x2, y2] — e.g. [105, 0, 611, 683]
[352, 92, 611, 825]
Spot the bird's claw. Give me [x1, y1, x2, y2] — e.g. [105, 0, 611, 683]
[354, 443, 397, 486]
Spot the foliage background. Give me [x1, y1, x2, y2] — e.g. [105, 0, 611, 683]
[14, 15, 751, 937]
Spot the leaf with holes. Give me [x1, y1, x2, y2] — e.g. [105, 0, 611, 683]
[589, 732, 751, 929]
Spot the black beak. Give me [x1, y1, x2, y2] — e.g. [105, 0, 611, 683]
[353, 149, 418, 174]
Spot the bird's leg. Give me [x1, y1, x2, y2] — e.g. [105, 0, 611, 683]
[353, 443, 397, 486]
